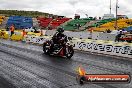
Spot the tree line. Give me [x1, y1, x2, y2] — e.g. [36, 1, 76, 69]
[0, 10, 59, 18]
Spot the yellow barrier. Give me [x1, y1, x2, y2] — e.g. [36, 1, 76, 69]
[10, 34, 23, 41]
[96, 40, 105, 44]
[27, 32, 41, 36]
[0, 30, 9, 39]
[0, 29, 43, 41]
[0, 16, 5, 19]
[0, 30, 24, 41]
[0, 19, 3, 22]
[0, 29, 6, 31]
[10, 32, 23, 41]
[15, 30, 23, 32]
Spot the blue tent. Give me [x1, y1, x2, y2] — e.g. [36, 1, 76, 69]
[124, 26, 132, 32]
[6, 16, 33, 29]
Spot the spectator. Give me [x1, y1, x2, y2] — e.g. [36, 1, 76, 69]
[130, 30, 132, 34]
[40, 29, 43, 36]
[33, 27, 39, 33]
[48, 26, 52, 30]
[6, 26, 9, 31]
[107, 29, 111, 33]
[75, 23, 81, 30]
[115, 30, 122, 42]
[22, 29, 26, 37]
[122, 29, 127, 34]
[88, 28, 93, 33]
[34, 27, 37, 33]
[10, 24, 15, 37]
[94, 17, 97, 20]
[99, 17, 101, 20]
[104, 29, 107, 33]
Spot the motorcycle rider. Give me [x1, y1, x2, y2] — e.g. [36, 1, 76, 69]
[51, 27, 67, 53]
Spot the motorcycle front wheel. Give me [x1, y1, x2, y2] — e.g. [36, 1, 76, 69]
[66, 46, 74, 59]
[43, 44, 50, 55]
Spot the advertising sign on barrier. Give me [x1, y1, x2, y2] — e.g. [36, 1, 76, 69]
[74, 40, 132, 58]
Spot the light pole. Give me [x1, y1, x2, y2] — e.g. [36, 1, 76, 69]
[110, 0, 111, 14]
[85, 14, 88, 18]
[115, 0, 118, 30]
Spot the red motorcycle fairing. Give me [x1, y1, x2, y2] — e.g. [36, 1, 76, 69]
[59, 47, 64, 56]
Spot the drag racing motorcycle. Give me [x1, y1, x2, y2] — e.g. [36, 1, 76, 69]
[43, 37, 74, 59]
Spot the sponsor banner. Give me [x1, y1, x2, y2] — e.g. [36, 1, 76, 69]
[76, 66, 131, 85]
[75, 40, 132, 58]
[77, 74, 131, 84]
[25, 35, 51, 44]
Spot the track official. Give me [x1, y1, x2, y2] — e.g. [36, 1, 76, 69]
[10, 24, 15, 37]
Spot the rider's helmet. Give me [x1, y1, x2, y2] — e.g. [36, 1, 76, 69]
[57, 27, 64, 33]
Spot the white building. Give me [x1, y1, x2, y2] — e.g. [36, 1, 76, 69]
[102, 14, 115, 19]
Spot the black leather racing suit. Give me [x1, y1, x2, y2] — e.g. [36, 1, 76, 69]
[51, 32, 67, 53]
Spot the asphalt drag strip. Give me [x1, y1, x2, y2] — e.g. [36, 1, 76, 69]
[0, 39, 132, 88]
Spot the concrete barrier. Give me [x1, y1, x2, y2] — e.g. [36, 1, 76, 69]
[45, 30, 56, 36]
[23, 35, 132, 58]
[0, 30, 131, 58]
[45, 30, 91, 39]
[25, 35, 51, 44]
[92, 32, 116, 41]
[74, 40, 132, 58]
[45, 30, 117, 40]
[64, 31, 91, 39]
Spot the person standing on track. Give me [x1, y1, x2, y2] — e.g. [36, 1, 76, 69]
[10, 24, 15, 37]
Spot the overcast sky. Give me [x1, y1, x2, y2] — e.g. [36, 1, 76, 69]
[0, 0, 132, 18]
